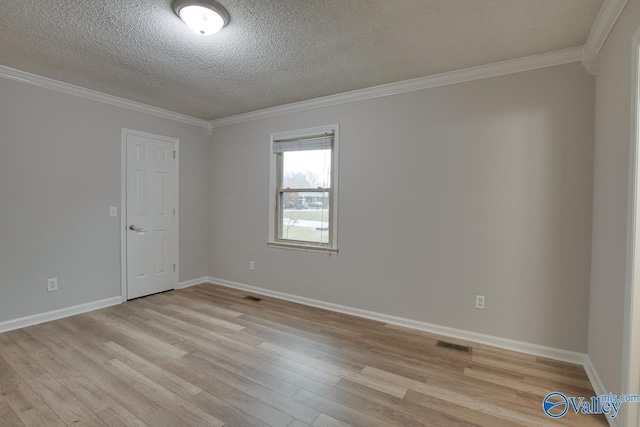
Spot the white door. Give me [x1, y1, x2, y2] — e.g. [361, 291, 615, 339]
[125, 130, 177, 299]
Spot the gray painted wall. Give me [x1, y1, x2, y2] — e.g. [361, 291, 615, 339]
[209, 62, 595, 352]
[588, 0, 640, 395]
[0, 78, 210, 323]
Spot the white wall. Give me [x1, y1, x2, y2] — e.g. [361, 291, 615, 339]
[588, 0, 640, 395]
[209, 62, 595, 352]
[0, 77, 210, 323]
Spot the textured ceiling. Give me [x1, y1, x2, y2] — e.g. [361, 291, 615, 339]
[0, 0, 603, 120]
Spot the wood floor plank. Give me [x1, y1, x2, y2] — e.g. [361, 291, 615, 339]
[140, 306, 260, 353]
[142, 407, 189, 427]
[186, 371, 295, 427]
[425, 369, 518, 402]
[0, 334, 47, 381]
[0, 395, 25, 427]
[163, 303, 246, 331]
[523, 374, 596, 397]
[463, 365, 565, 397]
[4, 329, 45, 354]
[29, 348, 117, 413]
[335, 378, 504, 427]
[86, 311, 187, 359]
[170, 352, 321, 424]
[61, 314, 173, 362]
[0, 283, 607, 426]
[127, 301, 262, 348]
[258, 342, 353, 378]
[23, 324, 74, 355]
[120, 304, 242, 358]
[338, 340, 468, 386]
[400, 378, 557, 426]
[135, 310, 337, 390]
[109, 304, 204, 352]
[103, 341, 202, 399]
[312, 413, 351, 427]
[104, 358, 224, 427]
[110, 356, 289, 426]
[292, 389, 388, 427]
[193, 349, 302, 398]
[26, 373, 106, 426]
[237, 349, 342, 387]
[471, 354, 593, 389]
[2, 380, 66, 427]
[96, 404, 150, 427]
[54, 349, 157, 418]
[231, 351, 335, 393]
[342, 371, 408, 399]
[289, 420, 312, 427]
[515, 391, 608, 427]
[47, 319, 118, 365]
[289, 379, 388, 419]
[381, 406, 473, 427]
[0, 355, 24, 394]
[403, 389, 519, 427]
[189, 390, 270, 427]
[534, 356, 588, 376]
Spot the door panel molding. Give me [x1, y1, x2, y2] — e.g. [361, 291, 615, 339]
[121, 128, 179, 301]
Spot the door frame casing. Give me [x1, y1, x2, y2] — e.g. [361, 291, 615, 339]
[120, 128, 180, 302]
[622, 27, 640, 427]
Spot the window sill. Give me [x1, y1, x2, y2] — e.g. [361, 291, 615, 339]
[267, 241, 338, 254]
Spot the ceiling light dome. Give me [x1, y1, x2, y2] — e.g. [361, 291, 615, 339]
[173, 0, 230, 36]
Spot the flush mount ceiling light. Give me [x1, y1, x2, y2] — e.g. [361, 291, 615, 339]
[173, 0, 230, 36]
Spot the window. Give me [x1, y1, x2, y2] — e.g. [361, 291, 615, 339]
[268, 125, 339, 253]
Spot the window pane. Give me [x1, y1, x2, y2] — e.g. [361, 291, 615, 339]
[280, 192, 330, 244]
[282, 149, 331, 189]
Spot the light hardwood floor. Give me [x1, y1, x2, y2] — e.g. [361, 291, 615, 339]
[0, 283, 607, 426]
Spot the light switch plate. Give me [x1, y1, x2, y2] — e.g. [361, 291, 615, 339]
[109, 206, 117, 217]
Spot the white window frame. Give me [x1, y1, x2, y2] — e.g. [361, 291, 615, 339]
[268, 124, 339, 254]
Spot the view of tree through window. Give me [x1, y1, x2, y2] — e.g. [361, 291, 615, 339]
[280, 149, 331, 244]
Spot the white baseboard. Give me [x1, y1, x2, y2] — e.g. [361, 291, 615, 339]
[204, 276, 586, 365]
[0, 296, 122, 333]
[584, 356, 609, 397]
[178, 276, 210, 289]
[584, 356, 618, 427]
[0, 276, 614, 424]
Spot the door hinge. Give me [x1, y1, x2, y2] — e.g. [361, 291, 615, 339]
[173, 264, 176, 272]
[173, 151, 176, 159]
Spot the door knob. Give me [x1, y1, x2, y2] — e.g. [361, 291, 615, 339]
[129, 225, 144, 232]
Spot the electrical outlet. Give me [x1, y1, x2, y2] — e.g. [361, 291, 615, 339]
[109, 206, 118, 217]
[224, 258, 230, 267]
[475, 295, 485, 310]
[47, 278, 58, 292]
[249, 261, 255, 270]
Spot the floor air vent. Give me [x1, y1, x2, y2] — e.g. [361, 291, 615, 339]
[436, 340, 472, 354]
[243, 296, 262, 302]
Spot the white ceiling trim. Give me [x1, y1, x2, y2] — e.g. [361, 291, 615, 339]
[0, 65, 212, 130]
[583, 0, 630, 74]
[209, 46, 584, 129]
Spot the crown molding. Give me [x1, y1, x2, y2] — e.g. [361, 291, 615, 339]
[582, 0, 630, 75]
[586, 0, 630, 53]
[209, 46, 584, 128]
[582, 45, 599, 75]
[0, 65, 210, 129]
